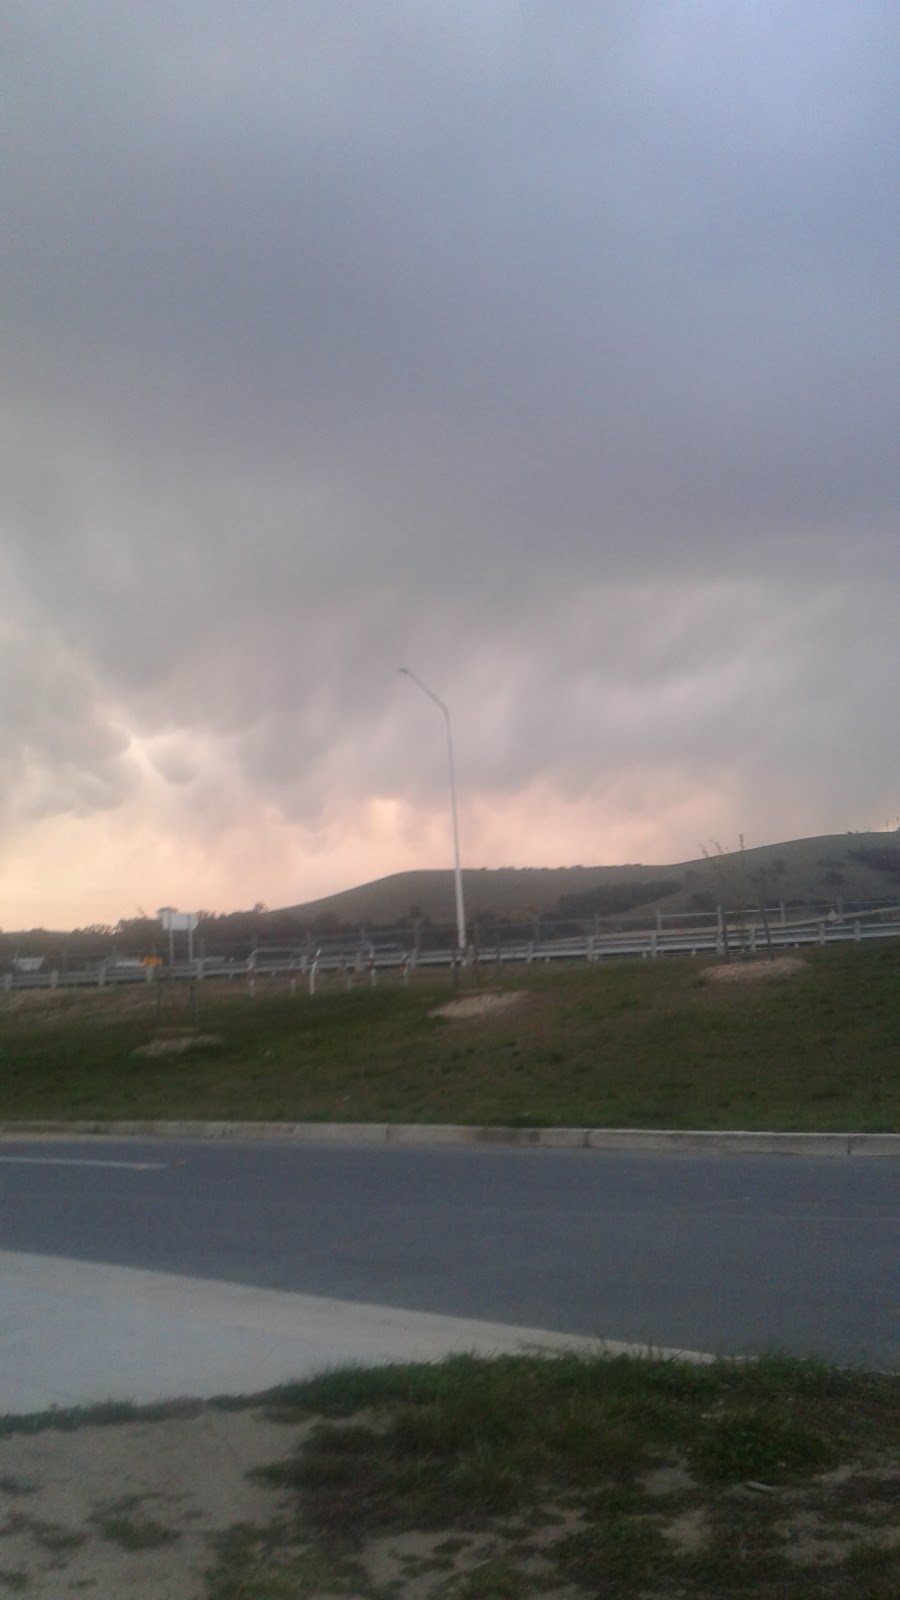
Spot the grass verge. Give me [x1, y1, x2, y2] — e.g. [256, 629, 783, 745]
[1, 944, 899, 1129]
[2, 1355, 896, 1598]
[205, 1351, 899, 1599]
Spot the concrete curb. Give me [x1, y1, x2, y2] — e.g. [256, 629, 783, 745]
[1, 1120, 897, 1156]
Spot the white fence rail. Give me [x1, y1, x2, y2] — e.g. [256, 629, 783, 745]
[4, 910, 900, 993]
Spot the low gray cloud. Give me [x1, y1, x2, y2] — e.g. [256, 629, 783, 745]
[1, 1, 897, 918]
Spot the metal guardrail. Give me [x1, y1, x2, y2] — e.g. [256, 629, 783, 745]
[4, 915, 900, 993]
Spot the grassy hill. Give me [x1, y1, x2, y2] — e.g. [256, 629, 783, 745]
[1, 943, 898, 1131]
[282, 832, 900, 930]
[5, 833, 899, 967]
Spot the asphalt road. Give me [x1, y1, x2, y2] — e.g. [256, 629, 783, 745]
[0, 1138, 896, 1368]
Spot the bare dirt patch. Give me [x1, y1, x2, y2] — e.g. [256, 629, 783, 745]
[0, 1408, 302, 1599]
[703, 955, 807, 985]
[133, 1034, 223, 1056]
[431, 991, 524, 1021]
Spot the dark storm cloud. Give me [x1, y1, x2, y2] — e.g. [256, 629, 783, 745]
[0, 588, 132, 826]
[1, 0, 898, 857]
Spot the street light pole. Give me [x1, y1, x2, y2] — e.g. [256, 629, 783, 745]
[399, 667, 467, 953]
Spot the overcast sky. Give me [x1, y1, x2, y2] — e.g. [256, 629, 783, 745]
[2, 0, 898, 929]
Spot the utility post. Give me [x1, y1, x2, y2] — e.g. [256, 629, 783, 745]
[399, 668, 467, 954]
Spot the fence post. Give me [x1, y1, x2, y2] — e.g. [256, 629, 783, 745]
[50, 969, 59, 989]
[854, 921, 861, 942]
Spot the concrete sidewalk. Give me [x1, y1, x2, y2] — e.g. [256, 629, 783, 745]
[0, 1251, 710, 1418]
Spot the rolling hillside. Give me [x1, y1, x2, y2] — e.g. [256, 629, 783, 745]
[281, 832, 900, 931]
[6, 833, 899, 967]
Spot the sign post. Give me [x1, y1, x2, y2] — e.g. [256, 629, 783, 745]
[156, 908, 200, 966]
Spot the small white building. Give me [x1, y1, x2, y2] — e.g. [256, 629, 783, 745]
[12, 956, 44, 974]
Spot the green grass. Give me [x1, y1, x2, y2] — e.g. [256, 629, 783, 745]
[3, 1356, 897, 1599]
[206, 1530, 355, 1598]
[1, 944, 899, 1129]
[239, 1352, 900, 1599]
[91, 1511, 180, 1551]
